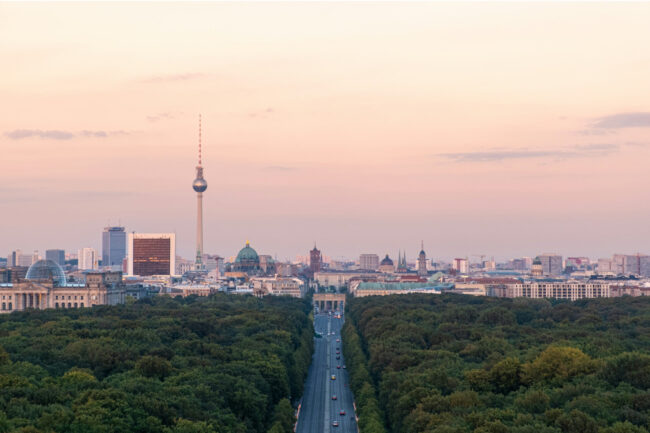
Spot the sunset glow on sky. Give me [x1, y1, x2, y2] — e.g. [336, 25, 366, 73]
[2, 2, 650, 261]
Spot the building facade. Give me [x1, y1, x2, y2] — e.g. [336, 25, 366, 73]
[452, 258, 469, 274]
[309, 245, 322, 274]
[506, 280, 610, 300]
[102, 226, 127, 269]
[0, 260, 125, 313]
[78, 248, 98, 270]
[127, 233, 176, 276]
[539, 254, 563, 275]
[359, 254, 379, 271]
[379, 255, 394, 273]
[45, 249, 66, 267]
[251, 277, 305, 298]
[417, 243, 427, 276]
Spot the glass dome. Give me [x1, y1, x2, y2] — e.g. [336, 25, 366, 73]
[26, 259, 66, 287]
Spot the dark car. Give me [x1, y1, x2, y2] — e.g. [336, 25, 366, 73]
[332, 395, 337, 400]
[337, 365, 341, 369]
[336, 355, 340, 359]
[340, 410, 346, 416]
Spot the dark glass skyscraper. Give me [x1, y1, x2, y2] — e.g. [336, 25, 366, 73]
[102, 227, 126, 269]
[45, 249, 66, 267]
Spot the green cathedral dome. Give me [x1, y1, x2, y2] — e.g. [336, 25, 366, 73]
[235, 241, 259, 263]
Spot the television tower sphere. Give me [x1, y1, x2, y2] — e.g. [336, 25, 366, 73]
[193, 176, 207, 192]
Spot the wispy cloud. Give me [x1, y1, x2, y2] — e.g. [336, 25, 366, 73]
[5, 129, 75, 140]
[576, 129, 617, 136]
[139, 73, 206, 84]
[146, 112, 177, 122]
[592, 112, 650, 129]
[80, 130, 108, 138]
[4, 129, 133, 140]
[438, 144, 620, 163]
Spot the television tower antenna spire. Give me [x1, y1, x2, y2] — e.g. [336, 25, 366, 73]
[192, 113, 208, 271]
[198, 113, 202, 166]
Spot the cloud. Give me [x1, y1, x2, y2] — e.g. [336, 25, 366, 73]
[147, 112, 177, 122]
[80, 130, 108, 138]
[139, 73, 206, 83]
[592, 112, 650, 129]
[4, 129, 132, 140]
[5, 129, 74, 140]
[576, 129, 617, 136]
[438, 144, 620, 163]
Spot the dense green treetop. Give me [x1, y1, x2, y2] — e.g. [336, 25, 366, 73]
[0, 294, 313, 433]
[343, 294, 650, 433]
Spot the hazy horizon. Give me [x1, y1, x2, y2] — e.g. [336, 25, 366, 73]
[2, 2, 650, 262]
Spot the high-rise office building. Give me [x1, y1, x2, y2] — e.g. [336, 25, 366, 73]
[538, 253, 563, 276]
[46, 249, 66, 267]
[14, 250, 38, 267]
[7, 250, 19, 267]
[127, 233, 176, 276]
[452, 258, 469, 274]
[359, 254, 379, 270]
[102, 227, 126, 269]
[609, 253, 650, 276]
[78, 248, 98, 270]
[192, 115, 208, 271]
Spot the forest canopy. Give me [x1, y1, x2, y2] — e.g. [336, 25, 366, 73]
[0, 294, 313, 433]
[343, 294, 650, 433]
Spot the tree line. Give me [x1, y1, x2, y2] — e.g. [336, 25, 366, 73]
[343, 294, 650, 433]
[0, 294, 314, 433]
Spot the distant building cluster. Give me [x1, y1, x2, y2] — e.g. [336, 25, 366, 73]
[3, 125, 648, 308]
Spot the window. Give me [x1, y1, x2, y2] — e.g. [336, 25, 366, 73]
[55, 303, 59, 308]
[80, 296, 84, 300]
[74, 296, 77, 300]
[68, 303, 71, 308]
[74, 303, 77, 308]
[68, 295, 71, 300]
[80, 303, 84, 308]
[1, 303, 4, 310]
[8, 303, 11, 310]
[55, 295, 58, 300]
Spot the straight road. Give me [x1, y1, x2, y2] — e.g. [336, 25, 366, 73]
[296, 313, 357, 433]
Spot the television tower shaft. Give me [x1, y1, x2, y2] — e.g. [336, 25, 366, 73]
[192, 114, 208, 271]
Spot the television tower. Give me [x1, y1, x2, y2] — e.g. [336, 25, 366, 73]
[192, 114, 208, 270]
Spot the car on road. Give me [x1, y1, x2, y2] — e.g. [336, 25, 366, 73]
[332, 395, 337, 400]
[336, 355, 340, 360]
[336, 338, 340, 342]
[331, 375, 336, 380]
[332, 421, 339, 427]
[340, 410, 346, 416]
[337, 365, 341, 369]
[343, 365, 346, 369]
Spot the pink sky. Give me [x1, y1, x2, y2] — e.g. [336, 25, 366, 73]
[1, 2, 650, 262]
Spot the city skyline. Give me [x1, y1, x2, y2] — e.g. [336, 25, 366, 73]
[2, 2, 650, 260]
